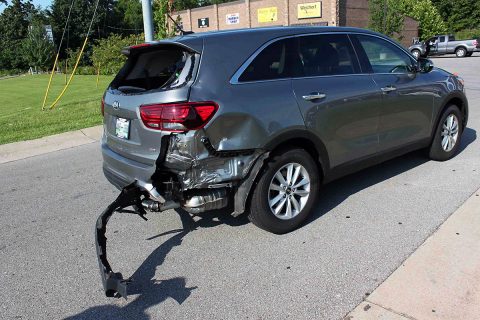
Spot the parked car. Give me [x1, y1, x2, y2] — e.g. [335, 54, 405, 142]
[409, 34, 480, 58]
[101, 27, 468, 235]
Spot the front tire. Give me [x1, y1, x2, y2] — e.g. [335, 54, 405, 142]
[429, 105, 463, 161]
[248, 148, 320, 234]
[455, 47, 467, 58]
[411, 49, 421, 59]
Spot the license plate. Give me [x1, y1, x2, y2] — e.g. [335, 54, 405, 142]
[115, 118, 130, 139]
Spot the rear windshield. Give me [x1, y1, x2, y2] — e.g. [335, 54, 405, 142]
[111, 47, 195, 94]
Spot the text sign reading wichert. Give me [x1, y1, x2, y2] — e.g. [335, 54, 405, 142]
[226, 13, 239, 24]
[297, 2, 322, 19]
[258, 7, 278, 23]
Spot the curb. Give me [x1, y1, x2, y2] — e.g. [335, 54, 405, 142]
[0, 125, 103, 164]
[345, 188, 480, 320]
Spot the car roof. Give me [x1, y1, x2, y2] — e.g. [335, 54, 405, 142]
[166, 26, 382, 42]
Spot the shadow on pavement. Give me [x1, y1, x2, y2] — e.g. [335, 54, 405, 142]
[66, 207, 248, 320]
[305, 127, 476, 225]
[66, 129, 475, 319]
[431, 55, 480, 59]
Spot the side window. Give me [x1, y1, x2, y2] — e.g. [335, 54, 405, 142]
[238, 38, 293, 82]
[439, 36, 446, 43]
[293, 34, 359, 77]
[356, 35, 414, 74]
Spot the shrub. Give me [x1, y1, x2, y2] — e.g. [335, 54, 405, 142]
[91, 33, 143, 75]
[455, 29, 480, 40]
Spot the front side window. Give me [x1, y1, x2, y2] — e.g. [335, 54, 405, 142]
[238, 38, 293, 82]
[293, 34, 360, 77]
[439, 36, 446, 43]
[356, 35, 414, 74]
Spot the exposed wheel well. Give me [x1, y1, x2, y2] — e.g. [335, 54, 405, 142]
[455, 46, 467, 53]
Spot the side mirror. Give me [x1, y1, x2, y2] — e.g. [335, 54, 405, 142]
[417, 58, 434, 73]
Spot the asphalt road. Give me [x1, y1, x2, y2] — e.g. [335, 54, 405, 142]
[1, 56, 479, 320]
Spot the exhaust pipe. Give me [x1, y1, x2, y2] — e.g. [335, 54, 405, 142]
[183, 188, 228, 214]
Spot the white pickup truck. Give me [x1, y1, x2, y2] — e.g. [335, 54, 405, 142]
[409, 34, 480, 58]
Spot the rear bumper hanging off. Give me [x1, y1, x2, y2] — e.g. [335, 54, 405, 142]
[95, 183, 148, 299]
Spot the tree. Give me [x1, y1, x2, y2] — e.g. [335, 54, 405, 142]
[153, 0, 177, 39]
[400, 0, 447, 39]
[116, 0, 143, 32]
[47, 0, 121, 58]
[368, 0, 405, 39]
[0, 0, 45, 70]
[22, 23, 55, 70]
[431, 0, 480, 32]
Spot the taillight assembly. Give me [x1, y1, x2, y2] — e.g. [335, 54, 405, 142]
[473, 39, 478, 47]
[101, 98, 105, 117]
[139, 102, 219, 132]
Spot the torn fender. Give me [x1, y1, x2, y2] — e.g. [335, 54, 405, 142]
[159, 131, 266, 190]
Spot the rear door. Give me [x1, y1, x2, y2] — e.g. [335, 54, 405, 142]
[103, 43, 199, 165]
[352, 34, 433, 152]
[291, 33, 381, 167]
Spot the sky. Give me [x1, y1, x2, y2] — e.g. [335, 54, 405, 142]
[0, 0, 53, 12]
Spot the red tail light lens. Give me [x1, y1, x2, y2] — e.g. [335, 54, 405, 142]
[474, 39, 478, 47]
[101, 98, 105, 117]
[140, 102, 218, 132]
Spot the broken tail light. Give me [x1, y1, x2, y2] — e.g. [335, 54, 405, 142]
[140, 102, 219, 132]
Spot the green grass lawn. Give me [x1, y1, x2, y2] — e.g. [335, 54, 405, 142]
[0, 74, 113, 145]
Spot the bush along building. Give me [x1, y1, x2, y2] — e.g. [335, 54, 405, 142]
[171, 0, 419, 47]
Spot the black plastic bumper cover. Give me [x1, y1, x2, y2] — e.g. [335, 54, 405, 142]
[95, 183, 145, 299]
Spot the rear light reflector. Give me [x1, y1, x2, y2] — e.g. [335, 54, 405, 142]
[140, 102, 218, 132]
[101, 98, 105, 117]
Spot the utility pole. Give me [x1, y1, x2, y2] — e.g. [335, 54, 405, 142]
[141, 0, 155, 42]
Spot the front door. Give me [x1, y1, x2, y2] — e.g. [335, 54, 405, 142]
[290, 34, 381, 168]
[352, 34, 433, 152]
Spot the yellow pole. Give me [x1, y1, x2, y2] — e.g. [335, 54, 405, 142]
[65, 60, 68, 85]
[49, 37, 89, 110]
[96, 63, 100, 88]
[42, 52, 60, 110]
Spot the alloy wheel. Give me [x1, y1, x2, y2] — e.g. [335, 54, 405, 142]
[268, 163, 311, 220]
[441, 114, 459, 152]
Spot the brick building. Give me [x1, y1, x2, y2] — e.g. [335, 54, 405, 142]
[172, 0, 418, 47]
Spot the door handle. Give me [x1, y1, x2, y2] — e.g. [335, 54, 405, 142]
[381, 86, 397, 93]
[302, 92, 326, 101]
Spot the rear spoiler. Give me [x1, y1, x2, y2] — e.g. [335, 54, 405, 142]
[121, 41, 200, 56]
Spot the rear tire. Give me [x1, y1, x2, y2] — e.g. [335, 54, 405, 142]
[248, 148, 320, 234]
[429, 105, 463, 161]
[455, 47, 467, 58]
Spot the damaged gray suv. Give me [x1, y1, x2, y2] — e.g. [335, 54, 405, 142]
[98, 26, 468, 298]
[101, 27, 468, 234]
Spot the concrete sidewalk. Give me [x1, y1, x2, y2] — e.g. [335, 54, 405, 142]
[0, 125, 103, 164]
[346, 189, 480, 320]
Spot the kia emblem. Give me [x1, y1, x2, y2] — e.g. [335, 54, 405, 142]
[112, 101, 120, 110]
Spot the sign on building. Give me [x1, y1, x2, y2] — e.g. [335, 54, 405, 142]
[226, 13, 240, 25]
[297, 2, 322, 19]
[198, 17, 210, 28]
[258, 7, 277, 23]
[44, 25, 54, 43]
